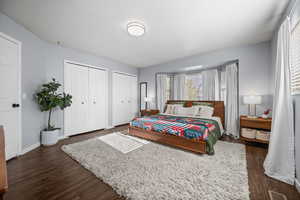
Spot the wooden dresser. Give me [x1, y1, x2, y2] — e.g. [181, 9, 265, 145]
[240, 116, 272, 144]
[0, 126, 7, 200]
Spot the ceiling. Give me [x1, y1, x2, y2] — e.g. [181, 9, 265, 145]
[0, 0, 290, 67]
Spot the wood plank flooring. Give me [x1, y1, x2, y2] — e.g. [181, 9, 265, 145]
[3, 126, 300, 200]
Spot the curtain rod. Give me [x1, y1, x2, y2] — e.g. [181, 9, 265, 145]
[155, 59, 239, 75]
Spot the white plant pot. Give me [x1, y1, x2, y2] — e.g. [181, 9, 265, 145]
[41, 129, 59, 146]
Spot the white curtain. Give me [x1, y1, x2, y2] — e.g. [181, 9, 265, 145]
[202, 69, 219, 100]
[263, 18, 295, 185]
[225, 63, 238, 138]
[173, 74, 186, 100]
[156, 74, 168, 112]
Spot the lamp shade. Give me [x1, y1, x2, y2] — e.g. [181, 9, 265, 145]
[144, 97, 153, 102]
[243, 95, 262, 105]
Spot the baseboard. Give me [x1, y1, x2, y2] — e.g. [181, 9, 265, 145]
[21, 142, 40, 155]
[106, 126, 115, 129]
[58, 135, 68, 140]
[296, 178, 300, 193]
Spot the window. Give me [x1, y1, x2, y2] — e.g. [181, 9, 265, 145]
[184, 73, 203, 100]
[291, 21, 300, 95]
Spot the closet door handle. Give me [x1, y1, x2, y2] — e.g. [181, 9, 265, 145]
[81, 102, 84, 104]
[12, 103, 20, 108]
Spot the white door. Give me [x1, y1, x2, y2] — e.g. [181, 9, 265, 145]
[64, 62, 89, 136]
[88, 68, 107, 130]
[112, 73, 123, 126]
[120, 75, 129, 123]
[0, 33, 21, 160]
[112, 72, 137, 126]
[130, 76, 138, 119]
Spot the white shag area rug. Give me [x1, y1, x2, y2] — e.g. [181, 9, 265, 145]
[62, 133, 249, 200]
[97, 132, 149, 154]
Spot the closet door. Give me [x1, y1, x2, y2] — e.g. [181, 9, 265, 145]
[125, 75, 137, 121]
[123, 75, 132, 122]
[88, 68, 107, 130]
[129, 76, 138, 120]
[112, 72, 138, 126]
[64, 63, 89, 136]
[112, 73, 124, 125]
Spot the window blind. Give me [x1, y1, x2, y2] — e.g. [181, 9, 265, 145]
[291, 21, 300, 95]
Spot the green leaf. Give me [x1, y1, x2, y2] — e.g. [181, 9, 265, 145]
[35, 78, 73, 129]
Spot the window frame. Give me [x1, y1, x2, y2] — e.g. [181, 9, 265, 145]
[290, 20, 300, 95]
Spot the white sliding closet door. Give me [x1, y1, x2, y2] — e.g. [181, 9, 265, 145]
[129, 76, 138, 119]
[112, 72, 137, 126]
[64, 63, 89, 135]
[112, 73, 125, 125]
[64, 61, 107, 136]
[88, 68, 107, 131]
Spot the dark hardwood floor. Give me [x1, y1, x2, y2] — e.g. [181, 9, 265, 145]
[4, 126, 300, 200]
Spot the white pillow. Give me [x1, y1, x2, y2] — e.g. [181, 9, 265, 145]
[165, 104, 172, 114]
[165, 104, 177, 114]
[175, 106, 196, 116]
[171, 105, 181, 115]
[194, 105, 214, 118]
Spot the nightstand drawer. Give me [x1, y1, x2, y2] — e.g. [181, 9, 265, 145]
[240, 119, 271, 130]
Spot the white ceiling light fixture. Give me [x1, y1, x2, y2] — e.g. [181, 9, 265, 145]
[183, 65, 203, 71]
[127, 21, 145, 37]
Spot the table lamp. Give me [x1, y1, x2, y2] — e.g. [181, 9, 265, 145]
[144, 97, 153, 110]
[243, 95, 262, 118]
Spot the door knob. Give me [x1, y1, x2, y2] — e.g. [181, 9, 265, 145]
[12, 103, 20, 108]
[81, 102, 84, 104]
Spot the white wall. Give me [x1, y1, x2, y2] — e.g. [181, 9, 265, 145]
[139, 42, 273, 115]
[0, 12, 138, 150]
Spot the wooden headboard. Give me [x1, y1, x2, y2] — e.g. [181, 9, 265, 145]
[165, 100, 225, 126]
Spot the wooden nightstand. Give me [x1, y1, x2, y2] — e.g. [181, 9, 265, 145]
[240, 115, 272, 144]
[140, 109, 160, 117]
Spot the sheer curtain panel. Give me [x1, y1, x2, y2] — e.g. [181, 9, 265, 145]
[263, 18, 295, 185]
[156, 74, 168, 112]
[173, 74, 186, 100]
[225, 63, 238, 138]
[202, 69, 219, 100]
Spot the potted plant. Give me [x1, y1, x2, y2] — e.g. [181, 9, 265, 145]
[35, 78, 72, 146]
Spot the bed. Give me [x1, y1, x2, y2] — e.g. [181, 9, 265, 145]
[128, 100, 225, 154]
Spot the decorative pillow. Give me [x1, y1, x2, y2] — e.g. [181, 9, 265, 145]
[165, 104, 177, 114]
[194, 105, 214, 117]
[176, 106, 196, 116]
[172, 105, 181, 115]
[165, 104, 171, 114]
[183, 102, 193, 107]
[164, 104, 172, 114]
[192, 102, 214, 107]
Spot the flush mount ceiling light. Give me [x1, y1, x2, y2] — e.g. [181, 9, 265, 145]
[183, 65, 203, 71]
[127, 21, 145, 37]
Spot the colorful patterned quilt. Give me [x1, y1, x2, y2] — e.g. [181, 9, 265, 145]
[130, 114, 222, 154]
